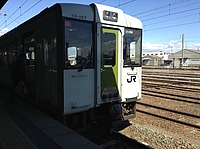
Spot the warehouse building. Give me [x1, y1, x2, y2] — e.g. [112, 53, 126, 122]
[142, 51, 170, 66]
[169, 49, 200, 68]
[142, 55, 162, 66]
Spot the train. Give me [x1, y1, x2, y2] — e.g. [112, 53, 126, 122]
[0, 3, 142, 129]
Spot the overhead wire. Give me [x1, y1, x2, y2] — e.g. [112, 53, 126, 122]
[139, 0, 200, 46]
[132, 0, 200, 32]
[138, 1, 200, 19]
[144, 20, 200, 32]
[133, 0, 191, 16]
[0, 0, 28, 28]
[142, 7, 200, 22]
[0, 0, 43, 31]
[115, 0, 136, 8]
[97, 0, 107, 4]
[144, 13, 199, 26]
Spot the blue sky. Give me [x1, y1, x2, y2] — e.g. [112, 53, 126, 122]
[0, 0, 200, 53]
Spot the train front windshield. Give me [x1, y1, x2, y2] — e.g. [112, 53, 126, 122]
[64, 20, 93, 69]
[123, 28, 142, 67]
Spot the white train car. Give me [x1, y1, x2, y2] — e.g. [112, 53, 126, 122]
[0, 3, 142, 128]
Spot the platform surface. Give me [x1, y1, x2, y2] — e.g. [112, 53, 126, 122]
[0, 96, 102, 149]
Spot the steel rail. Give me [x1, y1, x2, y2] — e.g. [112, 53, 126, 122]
[142, 92, 200, 105]
[142, 78, 200, 86]
[137, 102, 200, 119]
[142, 73, 200, 78]
[142, 66, 200, 71]
[137, 109, 200, 129]
[143, 74, 200, 80]
[142, 82, 200, 93]
[142, 89, 200, 102]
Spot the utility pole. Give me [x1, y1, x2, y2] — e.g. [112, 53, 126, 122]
[181, 34, 184, 68]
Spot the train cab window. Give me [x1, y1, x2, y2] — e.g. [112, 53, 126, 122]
[123, 28, 142, 67]
[64, 20, 93, 69]
[102, 32, 116, 67]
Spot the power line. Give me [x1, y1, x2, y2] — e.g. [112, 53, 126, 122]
[138, 1, 200, 20]
[144, 20, 200, 32]
[0, 0, 42, 31]
[137, 1, 200, 33]
[133, 0, 191, 16]
[144, 13, 198, 27]
[0, 0, 28, 28]
[97, 0, 107, 4]
[142, 7, 200, 22]
[115, 0, 136, 8]
[8, 0, 28, 20]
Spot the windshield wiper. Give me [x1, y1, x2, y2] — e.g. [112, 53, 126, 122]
[78, 47, 92, 72]
[78, 59, 90, 72]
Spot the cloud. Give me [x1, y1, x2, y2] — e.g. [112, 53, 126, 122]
[189, 43, 200, 50]
[0, 28, 9, 36]
[142, 40, 195, 53]
[143, 42, 165, 51]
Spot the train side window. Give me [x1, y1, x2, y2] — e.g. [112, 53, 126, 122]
[43, 39, 48, 66]
[102, 32, 116, 67]
[24, 33, 35, 65]
[26, 47, 35, 65]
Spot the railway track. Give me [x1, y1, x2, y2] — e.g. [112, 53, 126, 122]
[137, 109, 200, 129]
[137, 102, 200, 129]
[142, 90, 200, 105]
[143, 82, 200, 93]
[143, 72, 200, 78]
[130, 68, 200, 147]
[142, 77, 200, 86]
[140, 70, 200, 129]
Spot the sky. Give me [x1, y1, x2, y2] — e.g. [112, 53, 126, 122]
[0, 0, 200, 53]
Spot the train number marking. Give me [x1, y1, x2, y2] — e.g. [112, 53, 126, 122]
[127, 75, 136, 83]
[71, 14, 87, 20]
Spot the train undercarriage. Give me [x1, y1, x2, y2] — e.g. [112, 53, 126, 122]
[63, 102, 136, 132]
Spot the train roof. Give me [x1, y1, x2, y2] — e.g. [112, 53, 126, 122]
[92, 3, 142, 29]
[0, 3, 142, 39]
[59, 3, 142, 29]
[0, 0, 7, 9]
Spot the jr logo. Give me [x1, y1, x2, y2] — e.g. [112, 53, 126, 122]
[127, 75, 136, 83]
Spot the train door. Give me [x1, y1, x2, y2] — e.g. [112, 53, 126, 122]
[37, 32, 58, 106]
[47, 36, 58, 106]
[101, 28, 120, 101]
[34, 34, 49, 102]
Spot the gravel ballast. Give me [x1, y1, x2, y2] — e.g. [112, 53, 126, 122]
[120, 121, 200, 149]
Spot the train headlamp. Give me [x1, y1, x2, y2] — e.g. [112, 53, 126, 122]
[103, 10, 118, 22]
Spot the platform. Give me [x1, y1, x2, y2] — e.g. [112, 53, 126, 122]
[0, 96, 102, 149]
